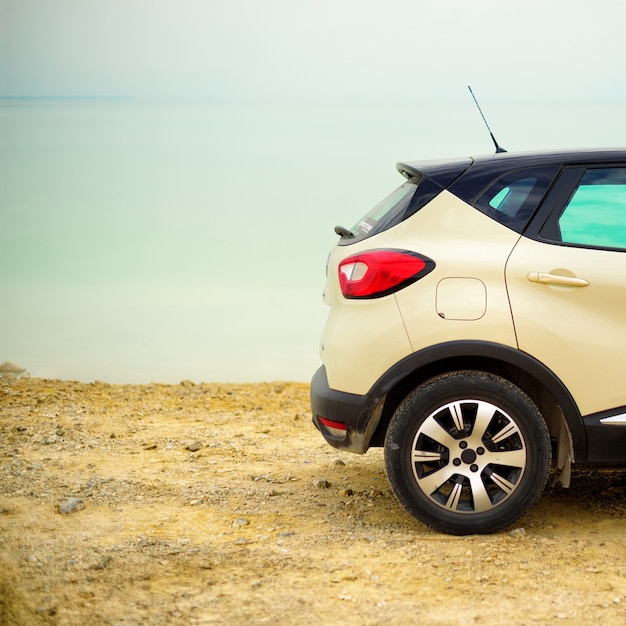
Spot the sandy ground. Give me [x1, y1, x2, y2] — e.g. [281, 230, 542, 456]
[1, 376, 625, 626]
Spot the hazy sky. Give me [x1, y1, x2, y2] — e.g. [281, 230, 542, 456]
[2, 0, 626, 101]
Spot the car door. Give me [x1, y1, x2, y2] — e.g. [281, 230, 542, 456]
[506, 165, 626, 424]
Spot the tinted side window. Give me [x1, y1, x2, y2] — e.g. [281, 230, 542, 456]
[473, 167, 559, 232]
[487, 177, 537, 217]
[558, 168, 626, 249]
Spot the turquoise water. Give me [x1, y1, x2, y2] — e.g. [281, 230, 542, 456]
[1, 99, 625, 383]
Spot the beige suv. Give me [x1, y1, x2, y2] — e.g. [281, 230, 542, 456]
[311, 149, 626, 535]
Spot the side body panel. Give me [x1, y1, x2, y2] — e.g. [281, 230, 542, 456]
[320, 191, 521, 394]
[392, 192, 520, 356]
[506, 237, 626, 417]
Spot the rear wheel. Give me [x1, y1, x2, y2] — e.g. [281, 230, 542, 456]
[384, 371, 551, 535]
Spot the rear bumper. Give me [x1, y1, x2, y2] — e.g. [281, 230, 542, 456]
[310, 365, 381, 453]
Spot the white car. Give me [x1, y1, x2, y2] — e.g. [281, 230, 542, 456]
[311, 149, 626, 534]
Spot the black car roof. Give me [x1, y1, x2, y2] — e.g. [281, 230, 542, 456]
[397, 148, 626, 186]
[397, 148, 626, 206]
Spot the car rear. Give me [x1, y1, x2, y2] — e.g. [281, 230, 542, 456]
[312, 156, 525, 451]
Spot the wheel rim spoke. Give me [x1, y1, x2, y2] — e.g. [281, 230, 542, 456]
[489, 470, 517, 494]
[486, 447, 526, 468]
[412, 449, 445, 464]
[450, 401, 465, 432]
[490, 421, 520, 445]
[471, 401, 497, 441]
[444, 480, 464, 510]
[417, 416, 458, 450]
[416, 464, 457, 496]
[468, 473, 493, 512]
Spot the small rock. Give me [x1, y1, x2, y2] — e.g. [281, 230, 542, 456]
[58, 498, 84, 515]
[185, 441, 202, 452]
[509, 528, 526, 538]
[90, 556, 111, 570]
[338, 488, 354, 497]
[333, 459, 346, 466]
[142, 441, 158, 450]
[314, 478, 331, 489]
[232, 518, 249, 528]
[36, 606, 57, 617]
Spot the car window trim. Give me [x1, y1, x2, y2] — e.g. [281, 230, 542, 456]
[524, 167, 584, 242]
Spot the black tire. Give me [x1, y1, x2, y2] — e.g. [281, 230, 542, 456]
[384, 371, 551, 535]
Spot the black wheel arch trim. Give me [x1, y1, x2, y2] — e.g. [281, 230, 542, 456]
[369, 340, 587, 461]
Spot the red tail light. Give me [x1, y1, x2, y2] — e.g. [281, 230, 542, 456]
[338, 249, 435, 299]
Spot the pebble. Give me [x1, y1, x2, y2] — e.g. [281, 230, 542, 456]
[232, 518, 250, 528]
[314, 478, 331, 489]
[58, 498, 84, 515]
[36, 606, 57, 617]
[185, 441, 202, 452]
[90, 556, 111, 570]
[509, 528, 526, 538]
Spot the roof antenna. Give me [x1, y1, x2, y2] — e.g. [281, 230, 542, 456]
[468, 85, 506, 154]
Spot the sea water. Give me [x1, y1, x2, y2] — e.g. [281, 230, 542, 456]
[1, 99, 625, 383]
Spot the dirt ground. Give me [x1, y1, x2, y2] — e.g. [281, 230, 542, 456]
[1, 376, 625, 626]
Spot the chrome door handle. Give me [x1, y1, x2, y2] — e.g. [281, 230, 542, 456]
[527, 272, 589, 287]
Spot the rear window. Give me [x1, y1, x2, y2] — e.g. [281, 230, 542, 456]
[339, 175, 446, 245]
[351, 182, 418, 239]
